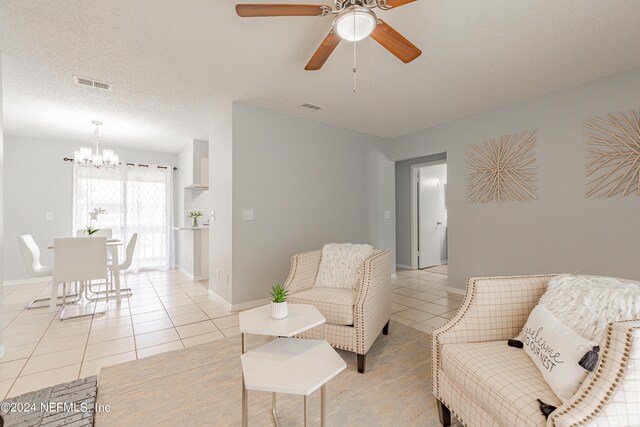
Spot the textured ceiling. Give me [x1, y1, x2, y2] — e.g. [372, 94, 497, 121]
[1, 0, 639, 152]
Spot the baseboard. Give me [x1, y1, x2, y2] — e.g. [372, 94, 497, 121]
[444, 286, 465, 295]
[391, 273, 397, 280]
[207, 289, 232, 310]
[207, 288, 269, 313]
[396, 264, 413, 270]
[177, 266, 202, 281]
[0, 345, 6, 360]
[4, 276, 52, 286]
[231, 299, 269, 312]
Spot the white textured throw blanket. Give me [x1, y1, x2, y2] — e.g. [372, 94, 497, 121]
[314, 243, 374, 289]
[539, 274, 640, 342]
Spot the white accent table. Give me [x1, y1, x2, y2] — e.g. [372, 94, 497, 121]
[239, 303, 326, 338]
[239, 304, 345, 426]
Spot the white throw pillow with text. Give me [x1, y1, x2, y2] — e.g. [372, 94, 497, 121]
[522, 304, 595, 402]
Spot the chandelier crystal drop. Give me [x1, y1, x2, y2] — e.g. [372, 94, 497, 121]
[74, 121, 119, 168]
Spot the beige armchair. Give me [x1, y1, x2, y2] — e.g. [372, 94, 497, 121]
[432, 274, 640, 427]
[285, 249, 391, 373]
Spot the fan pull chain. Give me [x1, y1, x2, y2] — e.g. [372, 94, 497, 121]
[353, 41, 357, 93]
[353, 10, 357, 93]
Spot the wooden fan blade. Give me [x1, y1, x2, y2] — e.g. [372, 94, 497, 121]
[383, 0, 417, 8]
[370, 19, 422, 63]
[305, 30, 341, 70]
[236, 4, 326, 17]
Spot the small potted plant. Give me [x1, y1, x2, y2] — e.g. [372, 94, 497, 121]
[84, 207, 107, 235]
[269, 283, 289, 320]
[187, 210, 203, 227]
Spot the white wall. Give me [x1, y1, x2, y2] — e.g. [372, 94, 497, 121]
[177, 141, 194, 227]
[209, 103, 395, 306]
[0, 53, 5, 353]
[388, 68, 640, 289]
[176, 139, 209, 278]
[209, 105, 234, 301]
[176, 140, 194, 275]
[3, 135, 179, 282]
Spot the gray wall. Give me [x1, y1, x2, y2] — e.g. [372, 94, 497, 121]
[388, 68, 640, 289]
[3, 135, 179, 282]
[395, 153, 446, 267]
[210, 103, 395, 305]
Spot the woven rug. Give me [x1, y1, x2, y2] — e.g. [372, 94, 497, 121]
[96, 322, 444, 426]
[0, 376, 97, 427]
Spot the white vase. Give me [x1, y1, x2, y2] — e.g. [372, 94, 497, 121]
[271, 301, 288, 320]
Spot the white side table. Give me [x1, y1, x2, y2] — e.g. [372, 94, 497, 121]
[239, 304, 339, 426]
[242, 338, 346, 427]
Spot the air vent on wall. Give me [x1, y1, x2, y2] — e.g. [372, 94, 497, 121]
[74, 76, 112, 91]
[299, 103, 322, 112]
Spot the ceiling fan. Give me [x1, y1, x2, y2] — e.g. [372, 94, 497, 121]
[235, 0, 422, 71]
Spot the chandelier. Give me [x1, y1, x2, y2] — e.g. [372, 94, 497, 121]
[74, 121, 119, 167]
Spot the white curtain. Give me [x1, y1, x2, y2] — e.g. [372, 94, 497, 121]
[73, 163, 174, 271]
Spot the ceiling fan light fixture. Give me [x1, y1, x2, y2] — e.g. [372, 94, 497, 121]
[333, 7, 377, 42]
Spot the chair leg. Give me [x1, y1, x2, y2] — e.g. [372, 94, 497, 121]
[437, 400, 452, 427]
[382, 320, 390, 335]
[357, 354, 366, 373]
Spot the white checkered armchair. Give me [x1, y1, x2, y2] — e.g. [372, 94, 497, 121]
[432, 274, 640, 427]
[285, 249, 391, 373]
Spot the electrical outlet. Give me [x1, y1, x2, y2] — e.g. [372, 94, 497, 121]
[45, 212, 54, 220]
[216, 269, 220, 280]
[242, 209, 254, 221]
[384, 211, 391, 219]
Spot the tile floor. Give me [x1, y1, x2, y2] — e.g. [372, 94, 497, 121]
[0, 265, 464, 401]
[1, 270, 236, 399]
[391, 265, 464, 334]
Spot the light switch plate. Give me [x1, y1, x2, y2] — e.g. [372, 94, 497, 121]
[384, 211, 391, 219]
[45, 212, 54, 220]
[242, 209, 254, 221]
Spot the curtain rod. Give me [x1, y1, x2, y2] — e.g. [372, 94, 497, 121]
[63, 157, 177, 171]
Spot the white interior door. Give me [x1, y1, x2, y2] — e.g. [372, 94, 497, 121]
[418, 164, 447, 269]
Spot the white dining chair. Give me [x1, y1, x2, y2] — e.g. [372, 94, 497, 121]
[52, 237, 109, 320]
[110, 233, 136, 295]
[87, 233, 136, 300]
[18, 234, 79, 309]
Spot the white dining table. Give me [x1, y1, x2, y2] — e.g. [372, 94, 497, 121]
[48, 239, 124, 311]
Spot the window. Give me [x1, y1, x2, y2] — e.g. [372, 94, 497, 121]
[73, 163, 174, 271]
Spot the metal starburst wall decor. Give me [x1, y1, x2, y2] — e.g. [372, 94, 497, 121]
[584, 109, 640, 198]
[465, 130, 537, 203]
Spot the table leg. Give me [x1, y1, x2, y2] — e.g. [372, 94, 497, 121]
[321, 384, 326, 427]
[242, 379, 248, 427]
[304, 395, 308, 427]
[271, 393, 280, 427]
[241, 333, 247, 427]
[49, 282, 58, 312]
[109, 246, 121, 304]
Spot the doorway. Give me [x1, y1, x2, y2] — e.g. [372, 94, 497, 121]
[411, 161, 447, 269]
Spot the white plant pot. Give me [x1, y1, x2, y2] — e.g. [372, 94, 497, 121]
[271, 301, 288, 320]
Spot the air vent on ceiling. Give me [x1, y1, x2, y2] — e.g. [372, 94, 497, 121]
[299, 103, 322, 112]
[74, 76, 112, 91]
